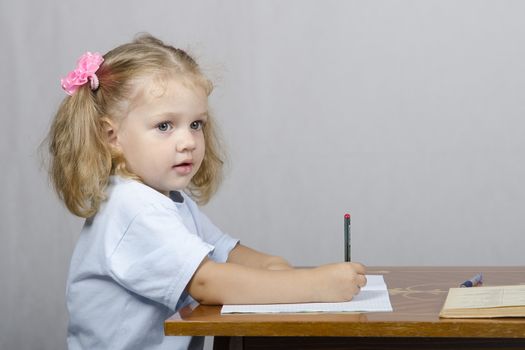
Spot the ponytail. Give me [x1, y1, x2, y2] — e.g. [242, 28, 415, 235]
[48, 86, 112, 218]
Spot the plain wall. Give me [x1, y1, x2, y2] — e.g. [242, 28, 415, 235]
[2, 1, 524, 349]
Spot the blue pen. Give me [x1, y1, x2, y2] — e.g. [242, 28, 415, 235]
[460, 273, 483, 288]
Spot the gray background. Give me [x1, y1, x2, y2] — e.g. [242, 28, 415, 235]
[2, 0, 524, 349]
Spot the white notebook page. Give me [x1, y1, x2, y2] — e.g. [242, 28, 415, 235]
[221, 275, 393, 314]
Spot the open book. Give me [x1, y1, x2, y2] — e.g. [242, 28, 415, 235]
[439, 284, 525, 318]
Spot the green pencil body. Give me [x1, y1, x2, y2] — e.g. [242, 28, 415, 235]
[344, 213, 351, 262]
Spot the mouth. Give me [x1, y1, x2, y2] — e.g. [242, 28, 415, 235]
[173, 161, 194, 175]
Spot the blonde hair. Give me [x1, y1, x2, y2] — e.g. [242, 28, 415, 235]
[48, 34, 224, 218]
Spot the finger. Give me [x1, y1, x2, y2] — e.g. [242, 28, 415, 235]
[357, 274, 367, 288]
[349, 262, 367, 274]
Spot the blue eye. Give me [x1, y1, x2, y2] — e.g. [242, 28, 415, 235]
[157, 122, 172, 132]
[190, 121, 204, 130]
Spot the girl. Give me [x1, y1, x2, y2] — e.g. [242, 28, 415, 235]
[48, 34, 367, 350]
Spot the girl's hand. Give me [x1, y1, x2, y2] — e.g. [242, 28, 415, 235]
[312, 262, 367, 302]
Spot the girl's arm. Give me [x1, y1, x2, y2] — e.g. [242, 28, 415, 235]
[187, 258, 367, 305]
[227, 243, 293, 270]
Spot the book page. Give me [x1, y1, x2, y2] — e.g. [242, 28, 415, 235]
[221, 275, 393, 314]
[443, 285, 525, 309]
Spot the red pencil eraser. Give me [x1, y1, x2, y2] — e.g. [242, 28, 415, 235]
[344, 213, 351, 219]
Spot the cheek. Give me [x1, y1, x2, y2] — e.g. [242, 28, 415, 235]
[118, 138, 139, 160]
[191, 140, 205, 167]
[198, 137, 206, 157]
[118, 133, 149, 165]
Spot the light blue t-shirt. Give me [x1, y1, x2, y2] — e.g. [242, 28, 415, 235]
[66, 176, 238, 350]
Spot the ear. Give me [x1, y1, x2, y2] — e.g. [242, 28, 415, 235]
[101, 117, 120, 149]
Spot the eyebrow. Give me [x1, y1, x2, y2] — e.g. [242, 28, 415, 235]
[150, 111, 209, 120]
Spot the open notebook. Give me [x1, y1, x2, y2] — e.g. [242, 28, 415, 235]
[221, 275, 393, 314]
[440, 284, 525, 318]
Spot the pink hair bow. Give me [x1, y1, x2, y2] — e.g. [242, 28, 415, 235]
[61, 52, 104, 95]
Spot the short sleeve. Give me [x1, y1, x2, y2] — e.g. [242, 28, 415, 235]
[194, 210, 239, 263]
[107, 204, 213, 310]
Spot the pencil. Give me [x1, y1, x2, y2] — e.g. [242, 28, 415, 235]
[344, 213, 351, 262]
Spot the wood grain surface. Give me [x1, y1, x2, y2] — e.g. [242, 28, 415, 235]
[165, 266, 525, 349]
[166, 267, 525, 337]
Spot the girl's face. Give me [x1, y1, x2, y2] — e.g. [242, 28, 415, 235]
[112, 77, 208, 196]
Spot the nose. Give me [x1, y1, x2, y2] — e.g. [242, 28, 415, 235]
[176, 129, 197, 153]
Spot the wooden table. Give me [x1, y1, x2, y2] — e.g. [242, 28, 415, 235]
[165, 266, 525, 349]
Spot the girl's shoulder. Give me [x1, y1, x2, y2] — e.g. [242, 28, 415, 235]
[104, 176, 176, 215]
